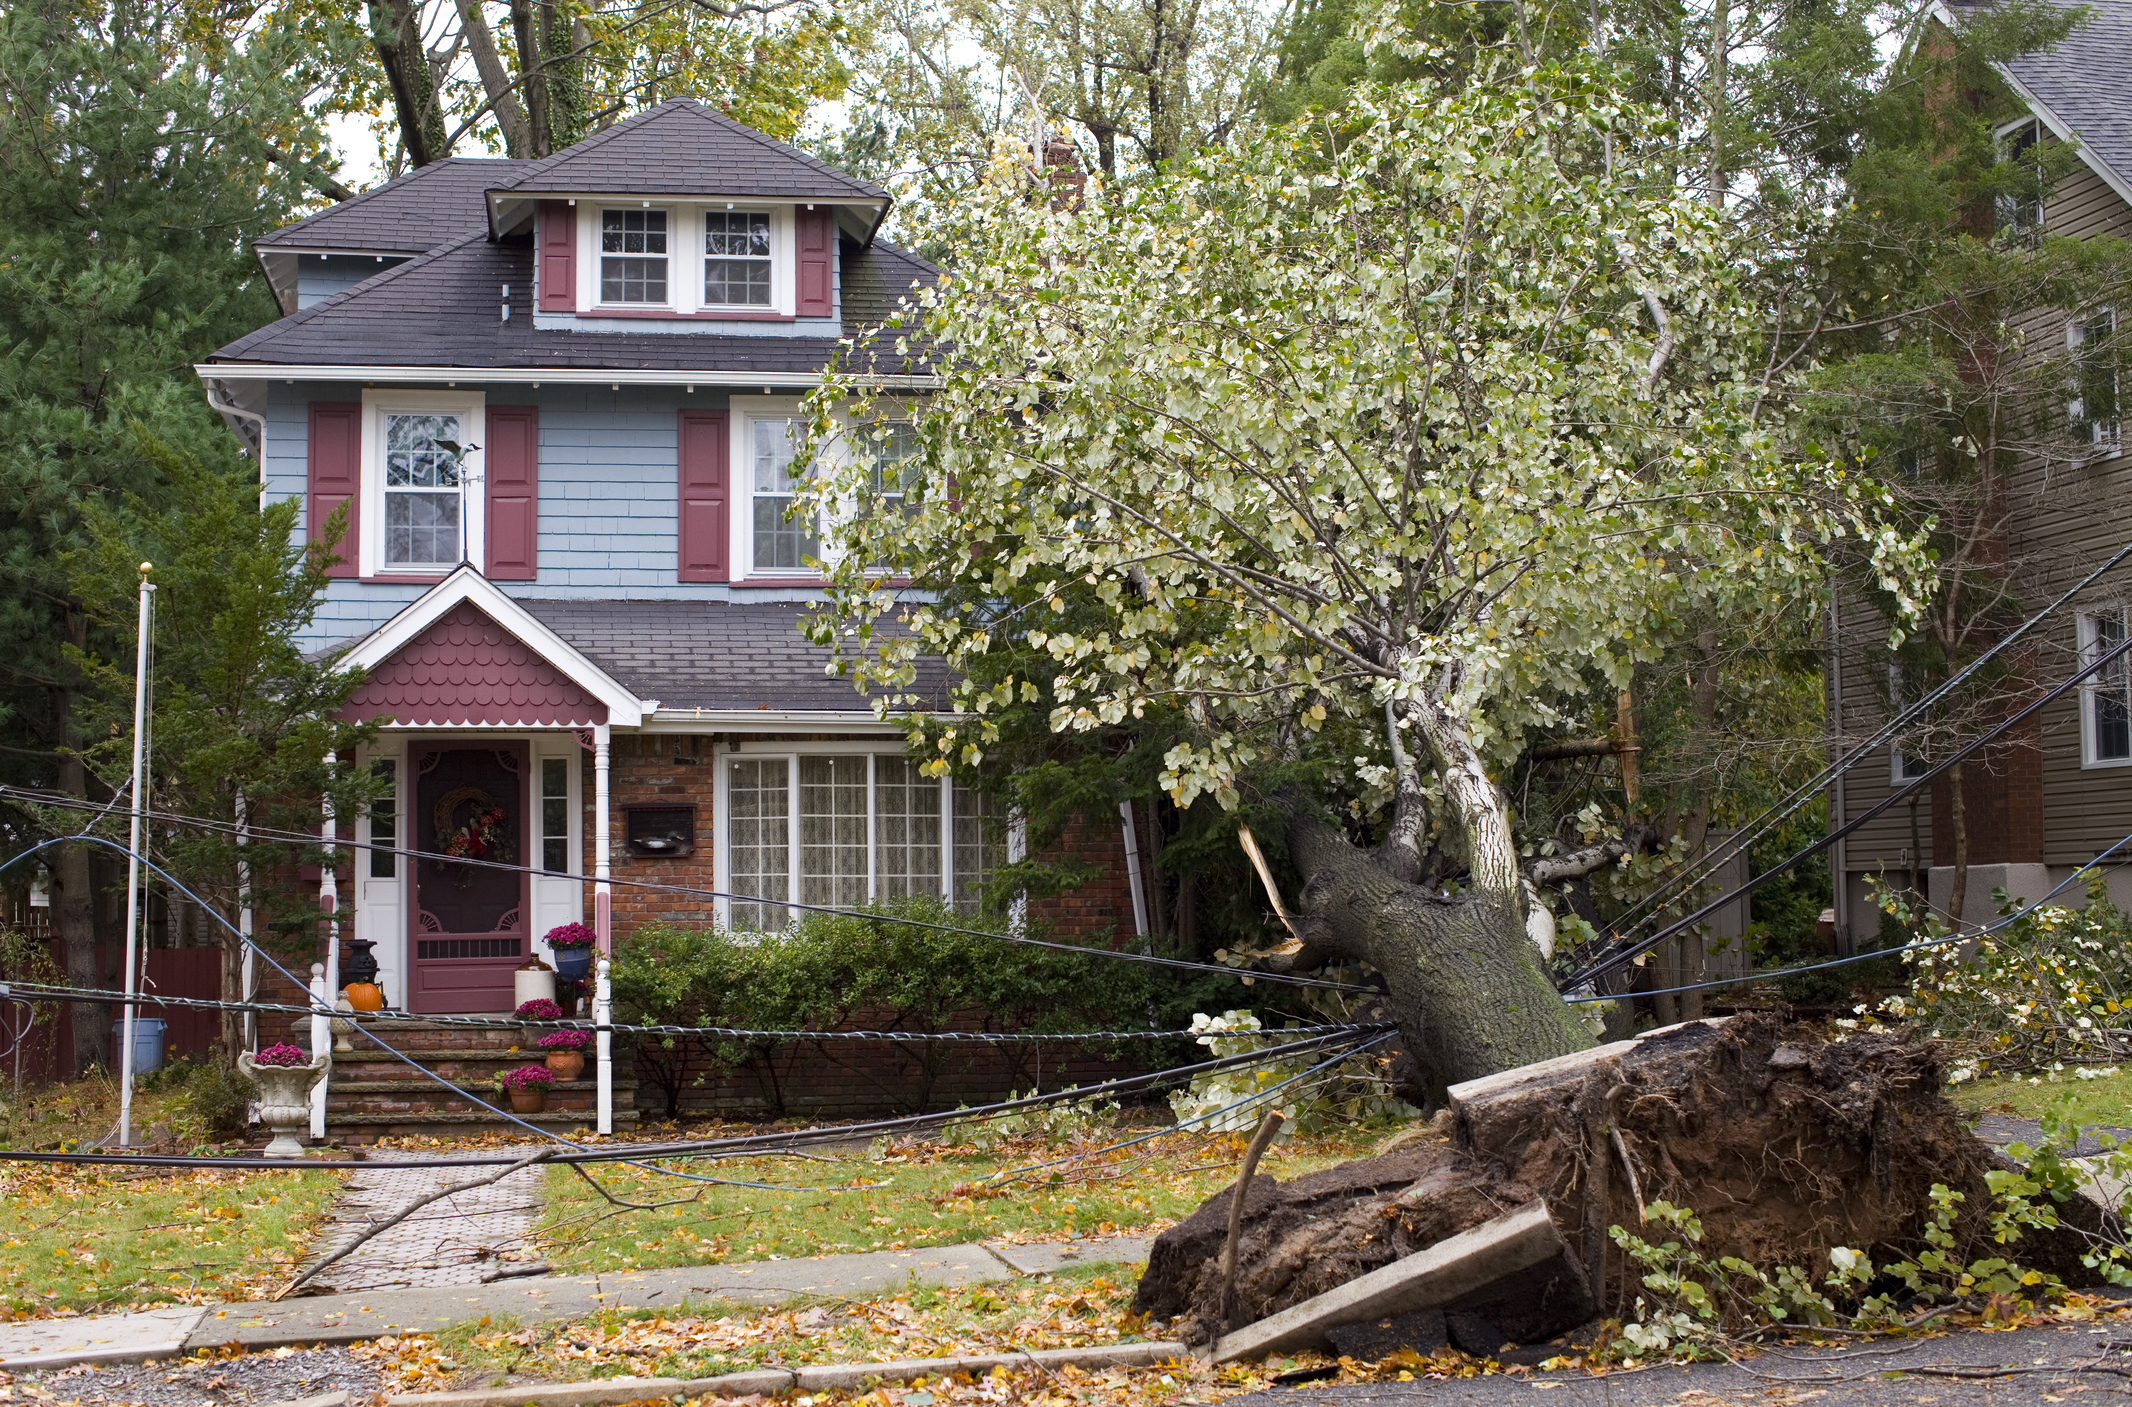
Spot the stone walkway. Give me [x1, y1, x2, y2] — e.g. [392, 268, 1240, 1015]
[294, 1146, 550, 1294]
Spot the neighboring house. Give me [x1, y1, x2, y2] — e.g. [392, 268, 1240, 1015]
[200, 101, 1141, 1017]
[1831, 0, 2132, 939]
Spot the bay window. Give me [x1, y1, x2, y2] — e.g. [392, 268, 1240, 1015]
[720, 751, 1008, 929]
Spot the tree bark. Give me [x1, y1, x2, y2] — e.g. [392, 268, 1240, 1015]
[456, 0, 533, 158]
[1285, 696, 1594, 1101]
[368, 0, 449, 167]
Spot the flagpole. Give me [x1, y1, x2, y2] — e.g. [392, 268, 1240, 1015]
[118, 562, 154, 1148]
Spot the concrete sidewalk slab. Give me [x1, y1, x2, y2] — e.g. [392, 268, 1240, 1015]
[984, 1235, 1152, 1275]
[187, 1242, 1020, 1350]
[0, 1304, 208, 1370]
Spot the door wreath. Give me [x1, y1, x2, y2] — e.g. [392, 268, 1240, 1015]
[433, 786, 515, 874]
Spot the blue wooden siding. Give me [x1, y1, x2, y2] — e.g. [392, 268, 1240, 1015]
[262, 382, 828, 650]
[297, 255, 410, 309]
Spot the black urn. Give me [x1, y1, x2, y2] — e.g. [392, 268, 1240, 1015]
[341, 937, 381, 989]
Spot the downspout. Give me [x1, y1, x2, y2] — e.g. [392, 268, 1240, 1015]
[1118, 800, 1151, 948]
[203, 377, 265, 460]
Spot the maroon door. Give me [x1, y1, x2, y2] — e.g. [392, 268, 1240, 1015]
[410, 745, 530, 1013]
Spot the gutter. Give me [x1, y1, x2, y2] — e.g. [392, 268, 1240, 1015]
[202, 377, 266, 459]
[195, 363, 939, 391]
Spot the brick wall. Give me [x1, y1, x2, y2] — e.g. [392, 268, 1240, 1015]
[1931, 712, 2045, 867]
[588, 732, 721, 940]
[1031, 810, 1136, 942]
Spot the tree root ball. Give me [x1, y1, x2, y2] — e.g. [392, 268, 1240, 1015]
[1135, 1014, 2105, 1352]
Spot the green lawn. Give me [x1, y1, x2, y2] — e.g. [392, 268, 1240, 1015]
[1957, 1065, 2132, 1132]
[535, 1124, 1390, 1275]
[0, 1164, 345, 1313]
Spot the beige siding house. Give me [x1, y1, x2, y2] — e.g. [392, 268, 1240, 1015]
[1833, 0, 2132, 939]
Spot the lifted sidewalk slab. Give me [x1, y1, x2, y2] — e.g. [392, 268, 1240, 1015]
[0, 1304, 208, 1371]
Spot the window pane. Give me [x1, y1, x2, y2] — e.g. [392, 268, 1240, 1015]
[729, 758, 790, 930]
[705, 211, 773, 307]
[600, 210, 668, 302]
[384, 413, 463, 565]
[385, 491, 461, 565]
[875, 757, 942, 899]
[799, 756, 868, 910]
[370, 760, 397, 878]
[541, 757, 569, 873]
[952, 782, 1005, 913]
[2097, 613, 2131, 760]
[752, 418, 819, 569]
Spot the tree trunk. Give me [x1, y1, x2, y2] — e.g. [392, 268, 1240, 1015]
[53, 750, 104, 1079]
[369, 0, 449, 166]
[1945, 762, 1969, 928]
[456, 0, 532, 157]
[1286, 696, 1593, 1101]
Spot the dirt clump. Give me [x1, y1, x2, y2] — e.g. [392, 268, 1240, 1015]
[1136, 1014, 2076, 1352]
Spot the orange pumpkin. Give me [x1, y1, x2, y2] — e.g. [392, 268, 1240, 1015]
[344, 982, 385, 1013]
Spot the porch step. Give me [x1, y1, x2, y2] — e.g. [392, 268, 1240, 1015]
[311, 1014, 636, 1141]
[322, 1107, 640, 1142]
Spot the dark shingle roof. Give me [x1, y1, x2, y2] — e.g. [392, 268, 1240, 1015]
[259, 158, 530, 253]
[496, 100, 889, 202]
[207, 231, 937, 373]
[2002, 0, 2132, 197]
[519, 599, 951, 712]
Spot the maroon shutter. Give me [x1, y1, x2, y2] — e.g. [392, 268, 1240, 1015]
[485, 405, 539, 580]
[678, 409, 729, 582]
[538, 200, 575, 312]
[796, 206, 834, 318]
[307, 402, 362, 578]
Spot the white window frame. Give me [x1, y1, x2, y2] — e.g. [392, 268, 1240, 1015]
[1995, 116, 2044, 237]
[358, 388, 486, 578]
[733, 394, 822, 578]
[711, 740, 1007, 930]
[2071, 307, 2121, 453]
[2081, 606, 2132, 768]
[574, 201, 795, 316]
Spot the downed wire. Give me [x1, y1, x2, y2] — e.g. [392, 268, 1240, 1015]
[1585, 536, 2132, 952]
[0, 786, 1376, 995]
[1568, 625, 2132, 991]
[0, 1024, 1385, 1172]
[0, 980, 1373, 1047]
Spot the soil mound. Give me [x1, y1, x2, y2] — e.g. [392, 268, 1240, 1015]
[1136, 1015, 2081, 1352]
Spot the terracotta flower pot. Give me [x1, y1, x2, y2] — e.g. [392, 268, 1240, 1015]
[508, 1086, 547, 1113]
[544, 1050, 585, 1080]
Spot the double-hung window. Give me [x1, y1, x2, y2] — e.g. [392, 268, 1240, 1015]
[2073, 310, 2120, 451]
[383, 413, 465, 566]
[1997, 119, 2044, 237]
[2083, 608, 2132, 765]
[1887, 664, 1930, 785]
[751, 416, 819, 571]
[705, 210, 773, 307]
[721, 752, 1007, 930]
[600, 209, 668, 304]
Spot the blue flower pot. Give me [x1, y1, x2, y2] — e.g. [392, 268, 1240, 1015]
[552, 946, 594, 980]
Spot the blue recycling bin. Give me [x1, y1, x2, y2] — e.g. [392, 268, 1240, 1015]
[112, 1017, 167, 1075]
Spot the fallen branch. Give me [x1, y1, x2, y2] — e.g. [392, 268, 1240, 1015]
[274, 1149, 556, 1299]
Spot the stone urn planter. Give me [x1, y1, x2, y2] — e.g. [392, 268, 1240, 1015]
[238, 1046, 330, 1157]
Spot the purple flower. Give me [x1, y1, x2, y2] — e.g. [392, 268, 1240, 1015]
[544, 922, 598, 950]
[500, 1063, 556, 1090]
[536, 1029, 590, 1050]
[515, 998, 563, 1021]
[253, 1042, 309, 1068]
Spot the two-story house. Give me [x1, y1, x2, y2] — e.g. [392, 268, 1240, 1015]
[200, 101, 1142, 1019]
[1830, 0, 2132, 940]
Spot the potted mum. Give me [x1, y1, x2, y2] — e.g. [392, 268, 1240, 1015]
[497, 1063, 556, 1113]
[537, 1027, 590, 1080]
[515, 996, 561, 1041]
[238, 1041, 329, 1157]
[544, 922, 597, 980]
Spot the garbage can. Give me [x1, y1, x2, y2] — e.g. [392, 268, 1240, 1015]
[111, 1017, 167, 1075]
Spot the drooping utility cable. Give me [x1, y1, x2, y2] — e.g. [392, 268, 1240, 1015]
[0, 788, 1375, 995]
[1565, 823, 2132, 1005]
[1585, 536, 2132, 954]
[1568, 626, 2132, 990]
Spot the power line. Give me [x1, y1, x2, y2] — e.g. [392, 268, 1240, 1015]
[1585, 537, 2132, 953]
[0, 787, 1376, 995]
[1568, 827, 2132, 1005]
[1567, 626, 2132, 990]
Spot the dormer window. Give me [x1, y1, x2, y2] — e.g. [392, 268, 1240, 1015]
[600, 209, 668, 303]
[705, 211, 773, 307]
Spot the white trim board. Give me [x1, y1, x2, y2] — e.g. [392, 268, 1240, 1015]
[196, 364, 939, 390]
[340, 565, 652, 727]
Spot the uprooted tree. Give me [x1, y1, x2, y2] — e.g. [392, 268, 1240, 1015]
[801, 65, 1930, 1098]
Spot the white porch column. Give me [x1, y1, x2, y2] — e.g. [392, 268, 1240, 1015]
[594, 957, 613, 1135]
[313, 757, 339, 1141]
[308, 963, 330, 1142]
[593, 723, 612, 952]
